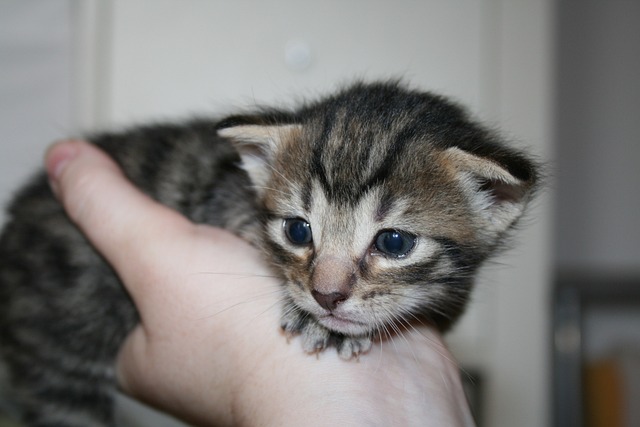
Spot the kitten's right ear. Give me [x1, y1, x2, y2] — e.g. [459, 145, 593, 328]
[218, 124, 300, 190]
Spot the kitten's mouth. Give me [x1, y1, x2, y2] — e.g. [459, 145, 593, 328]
[318, 313, 370, 335]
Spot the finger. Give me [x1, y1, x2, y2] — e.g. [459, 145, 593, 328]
[45, 140, 193, 286]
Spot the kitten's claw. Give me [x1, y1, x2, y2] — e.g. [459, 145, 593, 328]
[337, 335, 373, 360]
[280, 305, 372, 359]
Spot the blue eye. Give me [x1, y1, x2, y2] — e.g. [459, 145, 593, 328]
[374, 230, 416, 257]
[284, 218, 313, 245]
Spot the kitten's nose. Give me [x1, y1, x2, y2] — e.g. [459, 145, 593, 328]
[312, 290, 349, 311]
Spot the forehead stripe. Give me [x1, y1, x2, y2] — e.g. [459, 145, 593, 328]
[361, 125, 414, 192]
[311, 143, 331, 196]
[374, 189, 394, 222]
[309, 111, 335, 197]
[302, 178, 313, 212]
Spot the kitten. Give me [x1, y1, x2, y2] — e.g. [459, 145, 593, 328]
[0, 81, 539, 426]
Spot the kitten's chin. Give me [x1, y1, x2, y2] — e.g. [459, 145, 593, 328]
[317, 314, 372, 336]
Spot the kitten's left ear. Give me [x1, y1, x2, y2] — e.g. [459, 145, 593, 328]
[218, 124, 301, 190]
[442, 147, 537, 235]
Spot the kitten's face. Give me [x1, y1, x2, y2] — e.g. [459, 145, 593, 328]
[219, 83, 537, 334]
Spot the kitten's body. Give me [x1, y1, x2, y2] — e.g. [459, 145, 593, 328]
[0, 82, 538, 426]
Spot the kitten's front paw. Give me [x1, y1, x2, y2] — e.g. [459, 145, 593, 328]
[280, 308, 372, 359]
[300, 320, 332, 354]
[297, 321, 373, 359]
[280, 310, 331, 353]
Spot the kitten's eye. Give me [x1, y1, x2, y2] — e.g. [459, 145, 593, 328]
[283, 218, 313, 245]
[374, 229, 416, 257]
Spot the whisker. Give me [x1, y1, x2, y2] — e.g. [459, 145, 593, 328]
[366, 298, 470, 384]
[196, 287, 284, 320]
[390, 314, 422, 366]
[263, 161, 297, 189]
[192, 271, 280, 280]
[250, 185, 292, 198]
[245, 293, 288, 326]
[399, 312, 472, 381]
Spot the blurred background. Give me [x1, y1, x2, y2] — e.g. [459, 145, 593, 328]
[0, 1, 637, 426]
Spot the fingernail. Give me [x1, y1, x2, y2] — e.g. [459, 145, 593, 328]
[45, 140, 81, 196]
[46, 141, 81, 179]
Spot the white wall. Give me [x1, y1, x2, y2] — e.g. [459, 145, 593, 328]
[102, 0, 485, 125]
[0, 0, 75, 224]
[1, 1, 554, 426]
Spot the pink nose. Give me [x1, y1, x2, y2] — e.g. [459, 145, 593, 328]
[311, 256, 354, 310]
[312, 290, 349, 311]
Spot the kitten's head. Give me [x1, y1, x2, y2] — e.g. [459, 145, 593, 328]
[218, 81, 539, 334]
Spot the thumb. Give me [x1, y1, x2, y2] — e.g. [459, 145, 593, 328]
[44, 140, 193, 290]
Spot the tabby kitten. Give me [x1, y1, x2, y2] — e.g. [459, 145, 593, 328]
[0, 81, 538, 426]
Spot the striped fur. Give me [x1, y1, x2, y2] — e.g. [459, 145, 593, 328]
[0, 81, 538, 425]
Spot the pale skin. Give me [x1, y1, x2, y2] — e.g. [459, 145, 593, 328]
[45, 139, 476, 427]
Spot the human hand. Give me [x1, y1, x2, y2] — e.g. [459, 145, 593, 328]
[46, 139, 475, 426]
